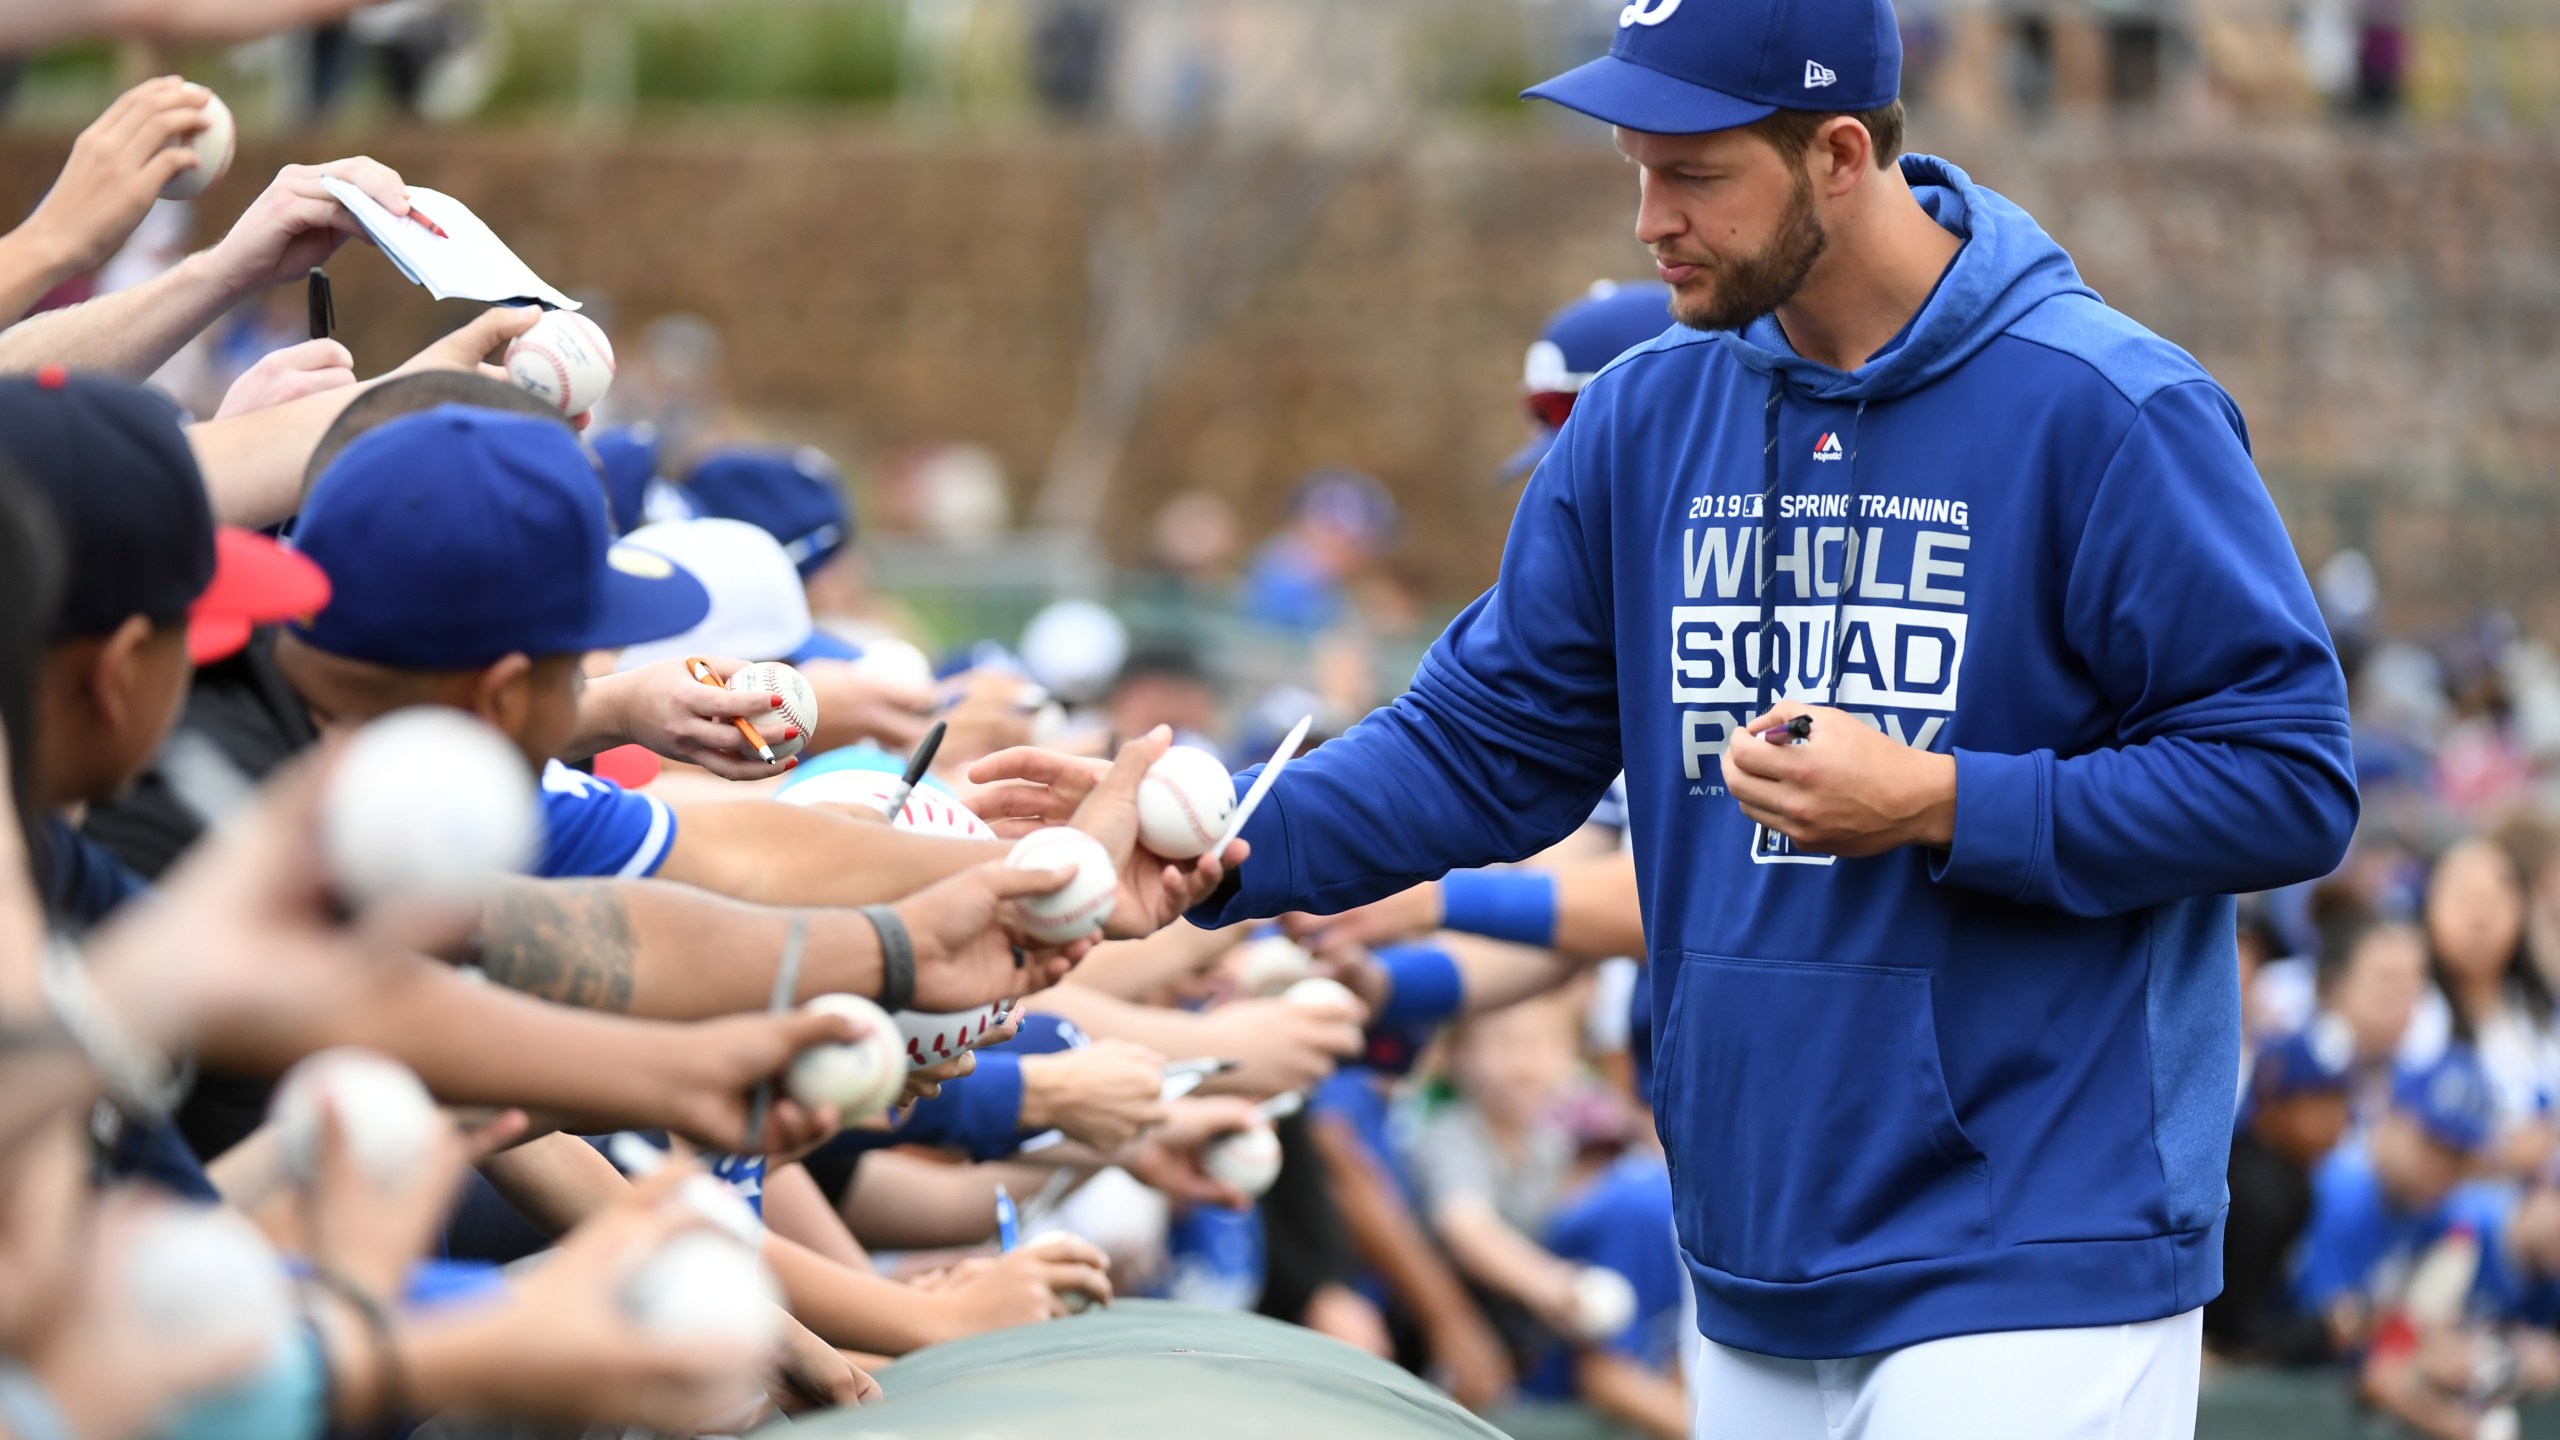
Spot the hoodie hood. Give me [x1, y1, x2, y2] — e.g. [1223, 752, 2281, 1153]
[1716, 154, 2100, 403]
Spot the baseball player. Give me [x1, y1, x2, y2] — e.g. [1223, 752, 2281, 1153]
[1178, 0, 2360, 1432]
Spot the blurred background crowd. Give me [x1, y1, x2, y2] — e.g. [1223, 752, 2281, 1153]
[3, 2, 2558, 1440]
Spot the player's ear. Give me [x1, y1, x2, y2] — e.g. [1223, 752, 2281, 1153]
[1815, 116, 1871, 197]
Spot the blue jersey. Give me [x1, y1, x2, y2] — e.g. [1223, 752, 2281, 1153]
[536, 760, 676, 879]
[1527, 1155, 1687, 1398]
[2292, 1142, 2454, 1313]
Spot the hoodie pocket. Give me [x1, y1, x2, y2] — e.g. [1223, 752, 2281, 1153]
[1658, 951, 1991, 1284]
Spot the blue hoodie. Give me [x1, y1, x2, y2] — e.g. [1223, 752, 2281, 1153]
[1196, 155, 2356, 1358]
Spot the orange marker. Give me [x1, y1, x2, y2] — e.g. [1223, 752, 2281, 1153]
[404, 204, 450, 240]
[688, 656, 778, 766]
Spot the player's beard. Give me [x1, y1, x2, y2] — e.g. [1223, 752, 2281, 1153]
[1665, 167, 1828, 333]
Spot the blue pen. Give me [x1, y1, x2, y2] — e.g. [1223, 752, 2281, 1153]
[995, 1184, 1019, 1252]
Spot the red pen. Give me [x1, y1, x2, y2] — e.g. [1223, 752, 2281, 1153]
[404, 203, 450, 240]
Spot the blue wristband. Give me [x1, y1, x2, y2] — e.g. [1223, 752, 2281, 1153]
[1438, 868, 1558, 949]
[1377, 943, 1465, 1029]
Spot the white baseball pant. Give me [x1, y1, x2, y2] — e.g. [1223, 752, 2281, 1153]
[1691, 1307, 2202, 1440]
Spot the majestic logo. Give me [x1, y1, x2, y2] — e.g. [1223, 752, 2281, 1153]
[1804, 59, 1837, 88]
[1621, 0, 1683, 27]
[1813, 432, 1844, 462]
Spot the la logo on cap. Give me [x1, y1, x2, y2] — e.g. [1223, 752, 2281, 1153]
[1620, 0, 1681, 27]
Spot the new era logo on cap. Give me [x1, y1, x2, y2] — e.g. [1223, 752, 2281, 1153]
[1528, 0, 1901, 135]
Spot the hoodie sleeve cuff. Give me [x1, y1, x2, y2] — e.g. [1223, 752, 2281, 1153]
[1186, 767, 1291, 929]
[1930, 748, 2050, 902]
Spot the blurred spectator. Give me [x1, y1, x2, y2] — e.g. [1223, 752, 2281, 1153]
[1238, 469, 1399, 636]
[2403, 838, 2560, 1178]
[1107, 643, 1220, 750]
[2294, 1047, 2499, 1353]
[2209, 1020, 2357, 1364]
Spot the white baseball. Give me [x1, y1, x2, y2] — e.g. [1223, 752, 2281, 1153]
[505, 309, 616, 418]
[1236, 934, 1314, 996]
[725, 660, 819, 761]
[676, 1172, 765, 1249]
[1284, 976, 1363, 1017]
[270, 1047, 441, 1191]
[785, 993, 906, 1119]
[128, 1204, 292, 1352]
[159, 90, 234, 200]
[896, 1003, 1004, 1069]
[623, 1230, 784, 1348]
[1136, 745, 1235, 860]
[1571, 1264, 1639, 1341]
[852, 637, 935, 693]
[1201, 1122, 1283, 1199]
[1005, 827, 1118, 943]
[324, 707, 539, 908]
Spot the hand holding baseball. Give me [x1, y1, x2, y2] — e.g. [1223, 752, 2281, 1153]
[1721, 703, 1957, 857]
[1030, 726, 1249, 940]
[390, 304, 545, 386]
[19, 77, 215, 277]
[892, 860, 1094, 1012]
[602, 657, 785, 781]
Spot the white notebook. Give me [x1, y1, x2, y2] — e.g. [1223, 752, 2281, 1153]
[320, 178, 579, 311]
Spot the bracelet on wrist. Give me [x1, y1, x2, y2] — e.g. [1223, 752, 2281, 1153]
[862, 904, 916, 1012]
[306, 1268, 408, 1439]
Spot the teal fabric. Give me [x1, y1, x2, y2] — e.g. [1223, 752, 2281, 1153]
[792, 1301, 1502, 1439]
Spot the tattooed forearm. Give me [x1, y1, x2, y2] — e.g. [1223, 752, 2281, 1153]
[475, 881, 638, 1014]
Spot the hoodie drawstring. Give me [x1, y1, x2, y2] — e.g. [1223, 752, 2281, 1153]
[1827, 399, 1869, 705]
[1754, 371, 1785, 715]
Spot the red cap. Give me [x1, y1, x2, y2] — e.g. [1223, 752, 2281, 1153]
[187, 527, 331, 664]
[590, 743, 663, 789]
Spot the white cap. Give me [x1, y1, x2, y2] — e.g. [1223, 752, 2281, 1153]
[614, 518, 830, 670]
[1019, 599, 1129, 703]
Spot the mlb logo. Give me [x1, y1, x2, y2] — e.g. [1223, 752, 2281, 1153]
[1813, 432, 1844, 462]
[1751, 823, 1838, 866]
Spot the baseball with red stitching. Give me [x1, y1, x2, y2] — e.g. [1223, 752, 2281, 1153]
[503, 309, 617, 417]
[1136, 744, 1235, 860]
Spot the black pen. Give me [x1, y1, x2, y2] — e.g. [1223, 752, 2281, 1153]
[306, 267, 334, 341]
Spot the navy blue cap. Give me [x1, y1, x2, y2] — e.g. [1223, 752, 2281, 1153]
[587, 423, 661, 536]
[293, 405, 710, 669]
[2253, 1015, 2355, 1103]
[0, 371, 212, 638]
[2392, 1046, 2498, 1156]
[1506, 279, 1678, 479]
[1524, 0, 1902, 134]
[684, 445, 851, 577]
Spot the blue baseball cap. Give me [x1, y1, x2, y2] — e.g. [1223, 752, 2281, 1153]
[2252, 1015, 2355, 1103]
[2392, 1046, 2498, 1156]
[293, 405, 710, 670]
[1505, 279, 1678, 479]
[1524, 0, 1902, 135]
[684, 445, 851, 578]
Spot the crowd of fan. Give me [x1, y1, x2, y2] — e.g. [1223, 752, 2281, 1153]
[0, 49, 1706, 1440]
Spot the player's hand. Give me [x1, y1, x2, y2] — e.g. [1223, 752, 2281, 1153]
[299, 1093, 470, 1301]
[918, 1239, 1111, 1339]
[1072, 727, 1245, 938]
[897, 1048, 976, 1106]
[407, 1163, 770, 1432]
[595, 656, 781, 782]
[18, 77, 211, 277]
[1119, 1095, 1262, 1209]
[1019, 1040, 1168, 1152]
[389, 304, 543, 386]
[768, 1315, 880, 1413]
[200, 157, 410, 297]
[965, 743, 1108, 836]
[26, 1190, 270, 1440]
[799, 658, 933, 753]
[653, 1009, 858, 1155]
[895, 861, 1093, 1012]
[1193, 996, 1363, 1098]
[1721, 703, 1956, 857]
[1283, 882, 1444, 952]
[215, 338, 356, 419]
